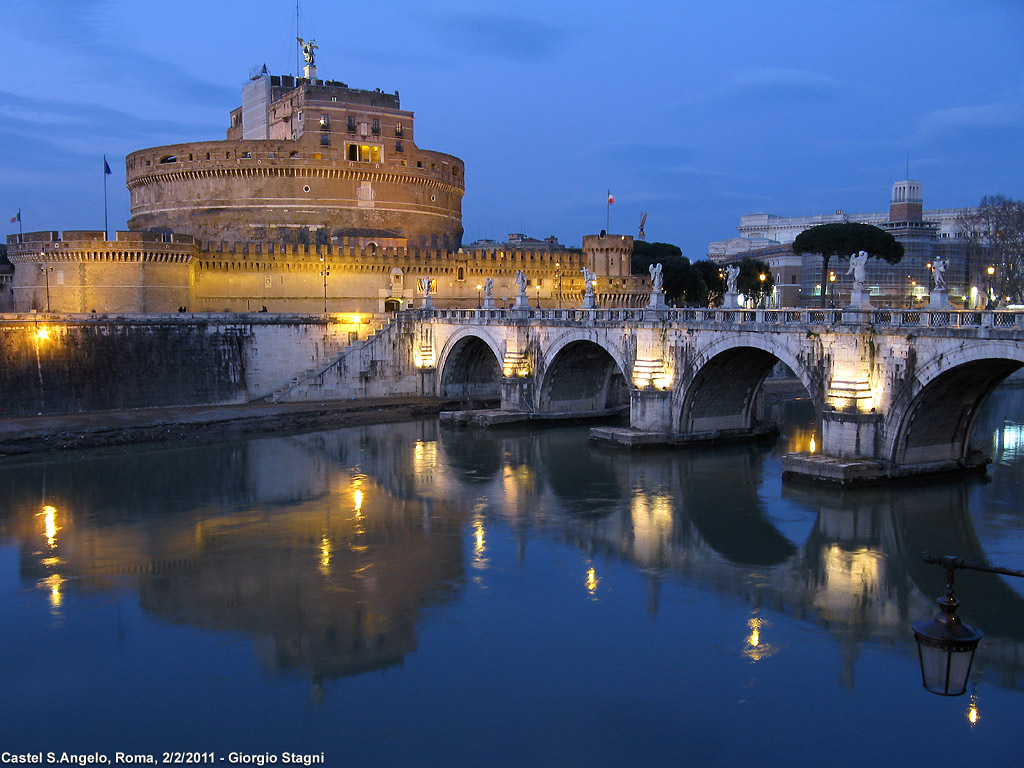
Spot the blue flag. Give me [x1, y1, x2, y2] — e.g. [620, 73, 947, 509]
[104, 157, 112, 175]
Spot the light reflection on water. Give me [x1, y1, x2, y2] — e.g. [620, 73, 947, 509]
[0, 386, 1023, 763]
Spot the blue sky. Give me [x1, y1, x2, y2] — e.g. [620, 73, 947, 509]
[2, 0, 1023, 258]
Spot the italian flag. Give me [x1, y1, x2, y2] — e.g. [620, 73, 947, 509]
[607, 193, 615, 205]
[9, 211, 19, 223]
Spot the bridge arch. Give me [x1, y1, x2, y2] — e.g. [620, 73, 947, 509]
[882, 342, 1024, 466]
[536, 332, 630, 414]
[436, 329, 503, 399]
[677, 334, 824, 433]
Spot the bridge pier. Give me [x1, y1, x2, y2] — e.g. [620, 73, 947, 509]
[500, 375, 535, 412]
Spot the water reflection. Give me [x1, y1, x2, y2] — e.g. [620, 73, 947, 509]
[1, 386, 1024, 698]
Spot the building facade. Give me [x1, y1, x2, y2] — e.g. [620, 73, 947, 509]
[708, 180, 978, 307]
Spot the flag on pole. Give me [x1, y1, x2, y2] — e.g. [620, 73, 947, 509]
[104, 157, 112, 175]
[607, 192, 615, 205]
[9, 211, 19, 224]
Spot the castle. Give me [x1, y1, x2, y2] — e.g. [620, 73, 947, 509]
[6, 56, 649, 314]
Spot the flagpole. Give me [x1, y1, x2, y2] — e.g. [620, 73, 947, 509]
[606, 190, 610, 233]
[103, 156, 109, 241]
[18, 209, 22, 239]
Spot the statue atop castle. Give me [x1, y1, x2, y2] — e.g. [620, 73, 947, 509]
[297, 37, 318, 65]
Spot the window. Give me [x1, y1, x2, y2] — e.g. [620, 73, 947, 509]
[395, 121, 403, 136]
[319, 114, 329, 129]
[347, 116, 356, 131]
[395, 140, 403, 152]
[372, 119, 380, 135]
[320, 134, 329, 146]
[348, 144, 358, 161]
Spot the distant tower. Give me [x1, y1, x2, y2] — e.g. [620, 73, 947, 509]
[582, 232, 633, 277]
[890, 179, 923, 223]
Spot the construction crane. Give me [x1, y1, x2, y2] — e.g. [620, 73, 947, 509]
[638, 212, 647, 241]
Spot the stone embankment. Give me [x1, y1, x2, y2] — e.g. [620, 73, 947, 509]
[0, 397, 493, 458]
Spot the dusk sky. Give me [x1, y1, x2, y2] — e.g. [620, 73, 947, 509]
[3, 0, 1023, 258]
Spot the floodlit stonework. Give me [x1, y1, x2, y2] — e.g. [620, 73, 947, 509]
[7, 67, 650, 314]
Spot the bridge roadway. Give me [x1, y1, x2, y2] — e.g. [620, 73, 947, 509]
[407, 305, 1024, 484]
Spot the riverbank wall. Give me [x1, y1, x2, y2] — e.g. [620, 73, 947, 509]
[0, 313, 418, 417]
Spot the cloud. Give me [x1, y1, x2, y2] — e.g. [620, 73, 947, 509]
[0, 89, 218, 158]
[918, 99, 1024, 137]
[722, 67, 844, 100]
[423, 9, 575, 59]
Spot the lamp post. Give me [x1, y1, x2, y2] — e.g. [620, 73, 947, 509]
[986, 265, 996, 309]
[913, 554, 1024, 696]
[535, 282, 541, 309]
[319, 255, 329, 313]
[555, 262, 562, 310]
[759, 272, 766, 307]
[476, 283, 482, 309]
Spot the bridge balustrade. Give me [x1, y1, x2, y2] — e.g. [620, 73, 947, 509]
[415, 306, 1024, 331]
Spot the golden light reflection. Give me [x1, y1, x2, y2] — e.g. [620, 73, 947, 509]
[586, 566, 599, 595]
[319, 534, 331, 576]
[809, 435, 816, 454]
[967, 697, 980, 727]
[354, 488, 364, 516]
[35, 326, 51, 342]
[743, 611, 778, 661]
[40, 505, 58, 548]
[44, 574, 64, 609]
[472, 520, 488, 570]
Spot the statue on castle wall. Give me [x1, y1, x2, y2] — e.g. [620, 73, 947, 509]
[484, 276, 494, 298]
[297, 37, 318, 65]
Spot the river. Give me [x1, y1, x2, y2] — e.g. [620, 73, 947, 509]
[2, 387, 1023, 766]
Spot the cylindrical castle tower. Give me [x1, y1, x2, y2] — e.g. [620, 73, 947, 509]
[127, 72, 464, 250]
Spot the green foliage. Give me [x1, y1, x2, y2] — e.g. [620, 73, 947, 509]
[629, 242, 774, 306]
[631, 241, 689, 303]
[792, 222, 904, 306]
[736, 258, 775, 303]
[792, 222, 904, 264]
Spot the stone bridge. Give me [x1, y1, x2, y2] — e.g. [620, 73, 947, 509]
[403, 305, 1024, 484]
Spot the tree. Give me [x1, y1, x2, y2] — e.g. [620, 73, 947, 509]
[631, 241, 690, 303]
[958, 195, 1024, 305]
[792, 223, 904, 307]
[736, 258, 776, 307]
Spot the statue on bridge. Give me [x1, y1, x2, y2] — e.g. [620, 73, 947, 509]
[484, 276, 494, 298]
[726, 264, 740, 295]
[932, 256, 948, 290]
[649, 262, 664, 292]
[847, 251, 868, 291]
[515, 270, 528, 298]
[581, 267, 598, 309]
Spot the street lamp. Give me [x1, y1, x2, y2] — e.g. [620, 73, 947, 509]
[555, 262, 562, 310]
[476, 283, 482, 309]
[535, 282, 541, 309]
[759, 272, 766, 307]
[913, 554, 1024, 696]
[319, 255, 329, 313]
[986, 265, 996, 308]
